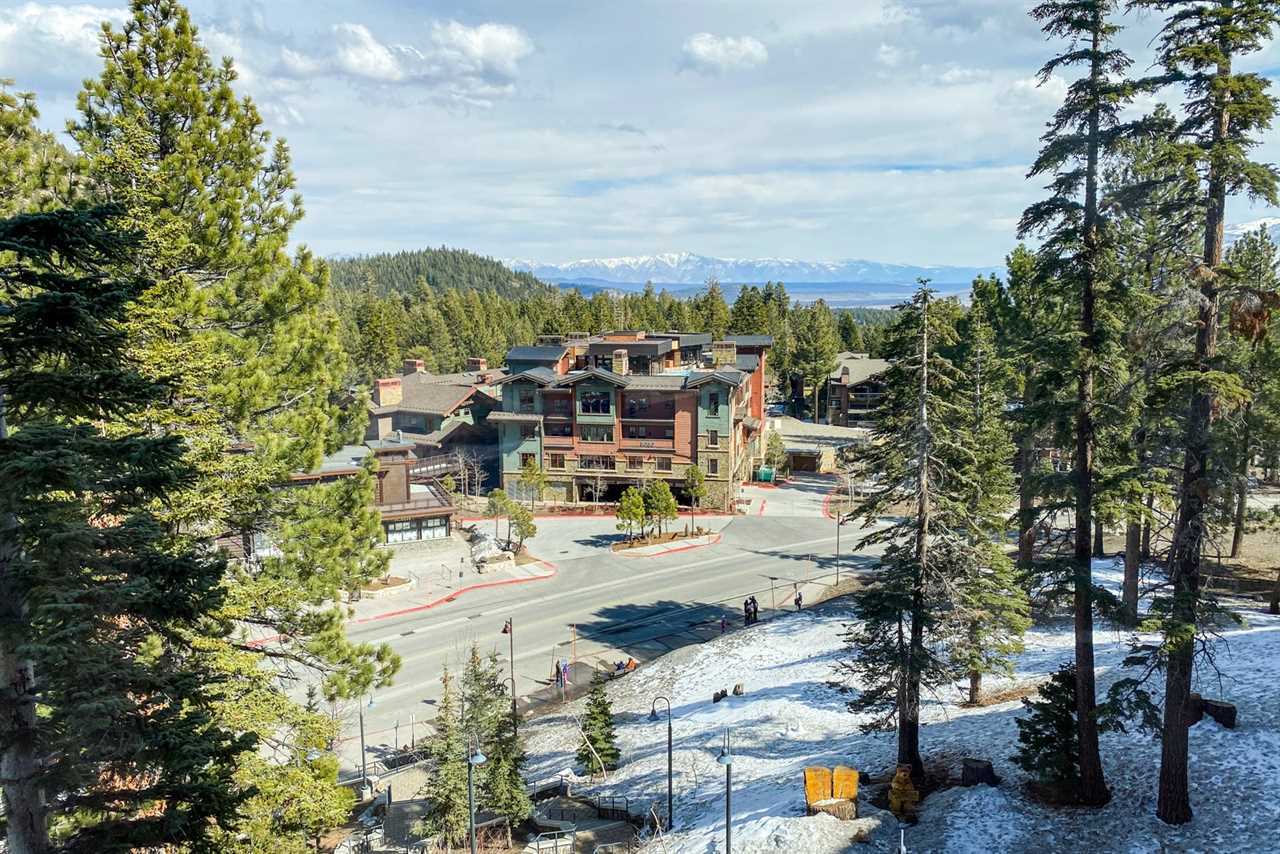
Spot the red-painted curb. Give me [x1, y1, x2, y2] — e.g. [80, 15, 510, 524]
[457, 509, 735, 523]
[821, 489, 837, 520]
[616, 532, 723, 558]
[244, 558, 559, 646]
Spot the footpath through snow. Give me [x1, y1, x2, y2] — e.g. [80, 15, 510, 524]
[521, 558, 1280, 853]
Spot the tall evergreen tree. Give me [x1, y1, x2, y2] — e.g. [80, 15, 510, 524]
[0, 82, 74, 217]
[68, 3, 399, 844]
[1131, 0, 1280, 824]
[729, 285, 769, 334]
[698, 278, 731, 339]
[949, 303, 1031, 704]
[791, 299, 840, 423]
[1019, 0, 1145, 804]
[0, 208, 249, 853]
[482, 704, 532, 825]
[420, 668, 470, 847]
[837, 310, 866, 352]
[839, 284, 965, 780]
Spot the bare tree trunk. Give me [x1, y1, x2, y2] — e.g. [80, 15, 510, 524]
[1230, 411, 1252, 558]
[1158, 56, 1231, 826]
[1093, 516, 1105, 558]
[1018, 425, 1037, 570]
[1, 389, 49, 854]
[1141, 492, 1154, 560]
[1123, 519, 1141, 625]
[968, 669, 981, 707]
[1270, 566, 1279, 615]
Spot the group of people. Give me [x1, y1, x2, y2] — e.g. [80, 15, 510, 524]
[742, 595, 761, 625]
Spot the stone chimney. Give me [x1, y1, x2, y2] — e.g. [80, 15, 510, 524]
[466, 356, 488, 372]
[373, 377, 402, 406]
[612, 348, 629, 376]
[402, 358, 425, 374]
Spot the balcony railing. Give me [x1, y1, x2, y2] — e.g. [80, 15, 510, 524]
[619, 437, 674, 450]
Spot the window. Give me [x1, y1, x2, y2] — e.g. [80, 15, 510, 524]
[579, 455, 614, 471]
[627, 456, 643, 470]
[625, 423, 645, 439]
[545, 421, 572, 437]
[520, 453, 536, 468]
[517, 387, 536, 413]
[664, 426, 674, 439]
[625, 396, 649, 417]
[520, 422, 537, 440]
[580, 390, 612, 414]
[549, 453, 565, 469]
[708, 458, 719, 475]
[656, 457, 672, 473]
[708, 429, 719, 447]
[580, 424, 614, 443]
[708, 392, 720, 416]
[384, 516, 448, 544]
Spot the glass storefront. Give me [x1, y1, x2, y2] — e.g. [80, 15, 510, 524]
[384, 515, 449, 544]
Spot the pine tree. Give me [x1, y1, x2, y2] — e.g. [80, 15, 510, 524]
[420, 668, 470, 847]
[949, 303, 1031, 705]
[0, 81, 73, 216]
[576, 677, 621, 773]
[68, 4, 400, 844]
[792, 299, 840, 423]
[520, 456, 548, 509]
[729, 285, 769, 334]
[482, 701, 532, 825]
[837, 310, 865, 352]
[1013, 664, 1086, 801]
[462, 646, 506, 755]
[0, 208, 249, 852]
[511, 504, 537, 551]
[1018, 0, 1147, 805]
[698, 278, 731, 339]
[1129, 0, 1280, 824]
[839, 284, 966, 781]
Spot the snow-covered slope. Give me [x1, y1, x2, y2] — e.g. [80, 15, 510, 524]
[506, 252, 999, 286]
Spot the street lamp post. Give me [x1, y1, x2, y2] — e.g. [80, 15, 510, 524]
[835, 508, 841, 586]
[503, 617, 518, 735]
[467, 738, 487, 854]
[717, 729, 734, 854]
[649, 696, 673, 830]
[358, 696, 372, 790]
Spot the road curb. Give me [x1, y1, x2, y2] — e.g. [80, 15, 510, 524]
[351, 558, 558, 623]
[615, 532, 723, 558]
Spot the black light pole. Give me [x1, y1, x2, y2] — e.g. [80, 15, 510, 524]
[649, 696, 673, 829]
[502, 617, 517, 734]
[467, 736, 486, 854]
[835, 507, 841, 586]
[717, 729, 734, 854]
[358, 696, 372, 791]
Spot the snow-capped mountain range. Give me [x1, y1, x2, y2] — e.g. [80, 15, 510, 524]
[506, 251, 999, 287]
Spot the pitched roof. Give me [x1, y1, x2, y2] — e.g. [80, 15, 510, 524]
[686, 369, 748, 388]
[829, 352, 891, 385]
[554, 367, 632, 387]
[395, 377, 478, 415]
[494, 366, 560, 386]
[623, 374, 688, 391]
[735, 353, 760, 372]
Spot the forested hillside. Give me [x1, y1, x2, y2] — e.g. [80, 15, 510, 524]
[329, 246, 554, 298]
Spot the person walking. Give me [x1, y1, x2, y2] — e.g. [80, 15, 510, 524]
[743, 599, 751, 626]
[554, 659, 564, 688]
[749, 596, 759, 624]
[794, 590, 803, 611]
[720, 615, 728, 634]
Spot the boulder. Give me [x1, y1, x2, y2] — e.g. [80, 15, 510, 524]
[732, 683, 744, 696]
[1203, 699, 1237, 729]
[960, 758, 1000, 787]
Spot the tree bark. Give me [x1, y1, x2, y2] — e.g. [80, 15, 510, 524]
[1141, 492, 1154, 560]
[1158, 48, 1231, 827]
[1017, 377, 1038, 571]
[1230, 410, 1251, 558]
[1071, 16, 1109, 807]
[1124, 519, 1141, 625]
[968, 669, 981, 706]
[1269, 566, 1279, 616]
[901, 289, 931, 783]
[1, 389, 49, 854]
[1093, 516, 1105, 558]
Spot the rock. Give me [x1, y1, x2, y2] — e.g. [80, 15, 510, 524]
[1203, 699, 1237, 729]
[810, 798, 857, 820]
[713, 689, 727, 703]
[848, 803, 897, 847]
[960, 758, 1000, 787]
[733, 683, 744, 696]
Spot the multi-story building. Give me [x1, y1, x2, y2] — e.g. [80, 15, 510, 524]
[826, 352, 890, 427]
[491, 332, 771, 510]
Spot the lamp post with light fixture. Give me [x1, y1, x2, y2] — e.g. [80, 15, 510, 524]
[467, 736, 487, 854]
[717, 729, 734, 854]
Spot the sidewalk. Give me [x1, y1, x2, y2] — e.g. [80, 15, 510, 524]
[615, 532, 722, 558]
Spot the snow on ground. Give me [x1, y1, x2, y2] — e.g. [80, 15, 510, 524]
[521, 559, 1280, 853]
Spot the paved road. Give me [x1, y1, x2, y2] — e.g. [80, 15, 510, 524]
[322, 474, 884, 773]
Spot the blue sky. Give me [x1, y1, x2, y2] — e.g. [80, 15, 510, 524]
[5, 0, 1280, 266]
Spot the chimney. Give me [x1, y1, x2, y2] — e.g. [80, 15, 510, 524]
[402, 358, 425, 374]
[373, 377, 402, 406]
[612, 348, 629, 376]
[466, 356, 488, 372]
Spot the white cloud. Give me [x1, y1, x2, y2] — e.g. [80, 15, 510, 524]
[679, 33, 768, 75]
[876, 43, 911, 67]
[0, 2, 125, 82]
[283, 19, 534, 106]
[1002, 74, 1068, 111]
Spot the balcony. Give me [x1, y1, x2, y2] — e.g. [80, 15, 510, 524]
[543, 433, 574, 447]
